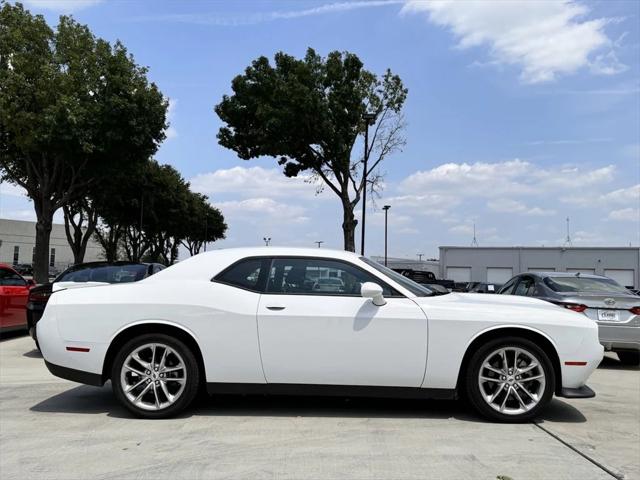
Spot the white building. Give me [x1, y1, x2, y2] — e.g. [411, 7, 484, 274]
[439, 246, 640, 288]
[0, 218, 102, 271]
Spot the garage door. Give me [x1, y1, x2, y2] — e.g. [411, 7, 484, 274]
[567, 268, 595, 274]
[446, 267, 471, 283]
[604, 269, 635, 288]
[487, 267, 513, 284]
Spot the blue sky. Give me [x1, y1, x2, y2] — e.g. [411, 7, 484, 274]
[1, 0, 639, 260]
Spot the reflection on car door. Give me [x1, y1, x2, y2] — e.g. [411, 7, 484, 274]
[0, 268, 29, 329]
[256, 257, 428, 387]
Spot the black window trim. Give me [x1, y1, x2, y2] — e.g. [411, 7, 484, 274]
[212, 255, 405, 298]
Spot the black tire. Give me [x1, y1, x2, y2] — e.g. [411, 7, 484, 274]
[617, 351, 640, 366]
[464, 336, 555, 423]
[111, 333, 200, 419]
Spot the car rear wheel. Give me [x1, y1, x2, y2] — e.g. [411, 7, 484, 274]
[111, 334, 200, 419]
[617, 351, 640, 366]
[465, 337, 555, 422]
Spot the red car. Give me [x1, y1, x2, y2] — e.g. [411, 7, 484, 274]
[0, 263, 34, 333]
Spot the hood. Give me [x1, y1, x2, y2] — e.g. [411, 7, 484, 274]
[414, 292, 562, 312]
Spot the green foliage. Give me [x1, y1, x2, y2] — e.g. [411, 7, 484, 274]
[215, 48, 407, 251]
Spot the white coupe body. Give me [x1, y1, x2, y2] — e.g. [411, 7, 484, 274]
[38, 247, 603, 419]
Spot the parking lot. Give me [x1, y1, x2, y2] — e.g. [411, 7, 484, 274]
[0, 333, 638, 480]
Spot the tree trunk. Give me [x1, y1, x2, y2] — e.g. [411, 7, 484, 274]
[341, 199, 357, 252]
[94, 224, 121, 262]
[63, 202, 98, 265]
[33, 209, 53, 284]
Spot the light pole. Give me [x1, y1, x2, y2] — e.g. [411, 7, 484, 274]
[315, 241, 324, 248]
[417, 253, 423, 262]
[263, 237, 271, 246]
[382, 205, 390, 266]
[360, 111, 377, 256]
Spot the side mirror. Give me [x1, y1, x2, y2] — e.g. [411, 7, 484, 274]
[361, 282, 386, 306]
[27, 279, 35, 287]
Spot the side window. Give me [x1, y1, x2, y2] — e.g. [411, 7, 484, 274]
[500, 278, 517, 294]
[0, 269, 26, 287]
[266, 258, 397, 296]
[215, 259, 266, 292]
[514, 277, 535, 296]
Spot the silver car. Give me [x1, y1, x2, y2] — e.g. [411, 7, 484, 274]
[499, 272, 640, 365]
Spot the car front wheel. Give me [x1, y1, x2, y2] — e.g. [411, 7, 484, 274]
[111, 334, 200, 419]
[465, 337, 555, 422]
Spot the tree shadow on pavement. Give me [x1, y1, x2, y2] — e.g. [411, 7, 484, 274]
[30, 384, 586, 424]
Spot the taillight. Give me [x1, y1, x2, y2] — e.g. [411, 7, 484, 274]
[29, 291, 51, 302]
[630, 307, 640, 315]
[561, 303, 587, 313]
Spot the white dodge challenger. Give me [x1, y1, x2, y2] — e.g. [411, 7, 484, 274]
[38, 247, 603, 421]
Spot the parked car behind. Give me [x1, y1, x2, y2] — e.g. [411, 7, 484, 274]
[499, 272, 640, 365]
[0, 264, 34, 333]
[27, 261, 165, 345]
[467, 282, 502, 294]
[14, 263, 33, 276]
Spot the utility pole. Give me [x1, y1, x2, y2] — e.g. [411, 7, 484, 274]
[315, 241, 324, 248]
[360, 112, 377, 256]
[382, 205, 390, 266]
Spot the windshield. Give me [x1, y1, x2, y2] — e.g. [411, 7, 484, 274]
[57, 264, 148, 284]
[544, 276, 631, 295]
[360, 257, 434, 297]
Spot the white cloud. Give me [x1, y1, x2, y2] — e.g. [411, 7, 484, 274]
[608, 208, 639, 222]
[399, 159, 614, 201]
[215, 197, 307, 222]
[137, 1, 402, 26]
[191, 166, 323, 200]
[562, 183, 639, 207]
[402, 0, 624, 83]
[0, 182, 27, 198]
[24, 0, 103, 12]
[487, 199, 555, 216]
[165, 98, 178, 140]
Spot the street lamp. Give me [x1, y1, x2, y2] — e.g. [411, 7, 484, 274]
[315, 241, 324, 248]
[382, 205, 390, 266]
[417, 253, 424, 262]
[263, 237, 271, 246]
[360, 111, 378, 256]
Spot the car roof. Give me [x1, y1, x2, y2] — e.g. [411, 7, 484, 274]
[516, 271, 608, 280]
[202, 246, 361, 260]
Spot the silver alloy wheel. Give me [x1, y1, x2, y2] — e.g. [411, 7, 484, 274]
[478, 346, 546, 416]
[120, 343, 187, 411]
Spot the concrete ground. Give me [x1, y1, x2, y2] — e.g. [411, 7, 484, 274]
[1, 332, 638, 480]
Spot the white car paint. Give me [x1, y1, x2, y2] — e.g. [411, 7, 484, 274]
[38, 247, 603, 395]
[52, 281, 109, 292]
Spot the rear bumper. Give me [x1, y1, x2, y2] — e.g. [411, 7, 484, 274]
[558, 385, 596, 399]
[44, 360, 103, 386]
[599, 324, 640, 352]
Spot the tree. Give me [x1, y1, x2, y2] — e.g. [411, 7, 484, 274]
[181, 193, 227, 256]
[0, 3, 167, 282]
[215, 48, 407, 252]
[63, 197, 98, 265]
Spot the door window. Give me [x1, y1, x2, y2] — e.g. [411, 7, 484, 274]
[499, 278, 517, 294]
[514, 277, 535, 296]
[0, 269, 26, 287]
[214, 258, 267, 292]
[266, 258, 397, 296]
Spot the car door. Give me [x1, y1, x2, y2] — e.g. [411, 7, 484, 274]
[256, 257, 428, 387]
[0, 268, 30, 329]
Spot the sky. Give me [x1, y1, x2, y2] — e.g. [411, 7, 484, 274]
[1, 0, 639, 260]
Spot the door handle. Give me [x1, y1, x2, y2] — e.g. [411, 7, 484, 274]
[266, 306, 286, 311]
